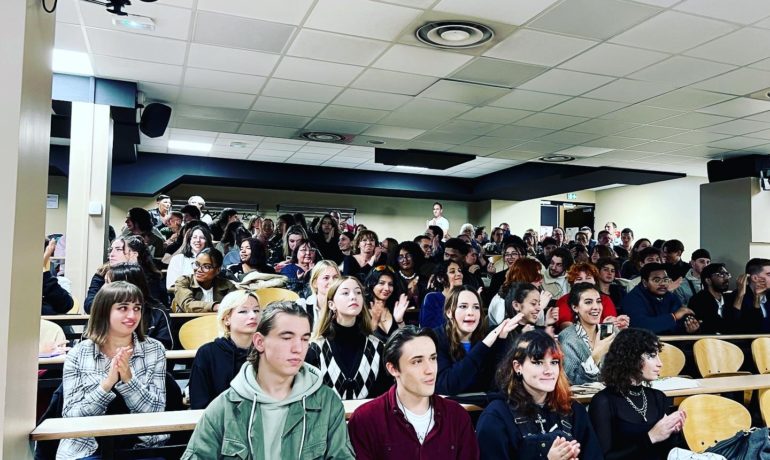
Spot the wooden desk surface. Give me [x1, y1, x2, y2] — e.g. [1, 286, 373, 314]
[662, 333, 770, 342]
[42, 313, 216, 321]
[572, 374, 770, 403]
[32, 397, 483, 441]
[39, 349, 197, 366]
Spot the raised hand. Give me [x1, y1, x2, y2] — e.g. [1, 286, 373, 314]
[393, 294, 409, 325]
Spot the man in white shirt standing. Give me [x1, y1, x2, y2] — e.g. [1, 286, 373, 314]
[426, 202, 449, 235]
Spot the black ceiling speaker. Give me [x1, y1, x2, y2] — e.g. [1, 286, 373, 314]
[139, 103, 171, 138]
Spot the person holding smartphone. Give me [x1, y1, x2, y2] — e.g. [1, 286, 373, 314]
[559, 282, 628, 385]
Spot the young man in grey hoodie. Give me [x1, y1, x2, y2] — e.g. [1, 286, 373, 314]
[182, 301, 355, 460]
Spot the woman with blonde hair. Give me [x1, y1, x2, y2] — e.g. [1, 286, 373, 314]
[302, 260, 341, 332]
[188, 290, 261, 409]
[306, 276, 390, 399]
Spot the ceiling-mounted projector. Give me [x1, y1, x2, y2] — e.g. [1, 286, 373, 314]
[81, 0, 157, 16]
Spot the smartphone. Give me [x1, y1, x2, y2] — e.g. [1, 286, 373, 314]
[599, 323, 614, 340]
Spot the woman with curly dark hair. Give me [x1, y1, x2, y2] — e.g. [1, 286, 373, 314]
[395, 240, 426, 306]
[363, 266, 408, 342]
[589, 328, 685, 459]
[476, 330, 602, 459]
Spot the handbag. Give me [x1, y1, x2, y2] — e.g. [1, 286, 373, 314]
[704, 427, 770, 460]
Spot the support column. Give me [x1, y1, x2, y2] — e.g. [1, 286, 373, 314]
[0, 0, 54, 457]
[65, 103, 113, 304]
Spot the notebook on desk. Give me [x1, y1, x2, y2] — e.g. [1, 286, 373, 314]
[651, 377, 701, 391]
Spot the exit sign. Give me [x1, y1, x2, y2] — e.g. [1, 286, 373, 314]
[566, 193, 577, 199]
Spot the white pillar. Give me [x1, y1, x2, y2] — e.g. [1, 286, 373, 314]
[0, 0, 54, 457]
[65, 103, 113, 305]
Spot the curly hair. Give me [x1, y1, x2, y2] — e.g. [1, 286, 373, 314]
[496, 330, 573, 417]
[600, 328, 662, 394]
[499, 258, 543, 297]
[566, 262, 600, 285]
[444, 285, 486, 361]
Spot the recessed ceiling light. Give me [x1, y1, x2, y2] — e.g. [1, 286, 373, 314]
[367, 140, 386, 145]
[52, 49, 93, 76]
[112, 15, 155, 31]
[539, 155, 575, 163]
[416, 21, 494, 49]
[168, 140, 212, 152]
[301, 132, 346, 142]
[229, 141, 250, 149]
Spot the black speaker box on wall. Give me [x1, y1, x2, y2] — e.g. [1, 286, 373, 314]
[140, 103, 171, 138]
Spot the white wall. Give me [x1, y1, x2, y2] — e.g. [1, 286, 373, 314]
[594, 176, 708, 253]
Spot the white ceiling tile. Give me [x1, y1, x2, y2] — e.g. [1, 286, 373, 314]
[174, 105, 248, 122]
[529, 0, 661, 40]
[446, 146, 503, 157]
[193, 11, 295, 53]
[518, 69, 615, 96]
[92, 56, 183, 85]
[545, 98, 627, 117]
[433, 0, 560, 25]
[559, 43, 669, 77]
[628, 141, 689, 153]
[750, 58, 770, 71]
[746, 112, 770, 124]
[650, 112, 732, 129]
[168, 130, 218, 140]
[209, 151, 253, 160]
[512, 141, 571, 154]
[489, 150, 543, 161]
[517, 113, 588, 130]
[583, 79, 675, 103]
[554, 146, 615, 157]
[55, 0, 81, 24]
[87, 28, 188, 65]
[582, 136, 647, 149]
[245, 111, 311, 128]
[334, 88, 412, 110]
[363, 125, 426, 140]
[706, 137, 769, 150]
[252, 97, 325, 117]
[698, 98, 770, 118]
[537, 131, 600, 144]
[304, 119, 371, 135]
[304, 0, 422, 41]
[458, 107, 533, 124]
[54, 23, 87, 52]
[702, 119, 770, 135]
[379, 99, 472, 129]
[463, 136, 519, 149]
[619, 125, 687, 140]
[178, 87, 256, 109]
[674, 0, 770, 25]
[692, 68, 770, 95]
[287, 29, 389, 66]
[416, 131, 479, 144]
[484, 29, 597, 66]
[376, 0, 435, 8]
[317, 106, 389, 123]
[187, 43, 280, 76]
[298, 145, 342, 154]
[273, 56, 363, 86]
[239, 124, 299, 137]
[451, 58, 548, 88]
[373, 44, 473, 77]
[79, 1, 193, 40]
[322, 161, 362, 168]
[629, 56, 735, 86]
[644, 88, 735, 110]
[434, 120, 501, 135]
[489, 89, 570, 111]
[568, 119, 640, 136]
[595, 150, 655, 161]
[139, 145, 168, 153]
[668, 145, 730, 158]
[662, 131, 731, 144]
[600, 105, 683, 123]
[262, 79, 343, 103]
[419, 80, 510, 105]
[487, 125, 554, 140]
[685, 28, 770, 66]
[351, 69, 436, 96]
[183, 68, 266, 94]
[196, 0, 314, 25]
[611, 11, 737, 53]
[258, 142, 302, 152]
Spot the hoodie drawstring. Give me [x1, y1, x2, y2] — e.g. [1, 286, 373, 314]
[298, 395, 307, 460]
[248, 395, 258, 457]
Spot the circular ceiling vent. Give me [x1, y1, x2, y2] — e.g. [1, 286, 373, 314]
[416, 21, 494, 49]
[540, 155, 575, 163]
[301, 132, 346, 142]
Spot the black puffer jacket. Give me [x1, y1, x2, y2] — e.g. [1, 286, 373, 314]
[188, 337, 249, 409]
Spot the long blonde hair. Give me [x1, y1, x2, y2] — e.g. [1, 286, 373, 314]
[313, 276, 372, 340]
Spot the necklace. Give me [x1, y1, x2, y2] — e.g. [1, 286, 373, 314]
[624, 388, 648, 422]
[397, 393, 433, 443]
[399, 271, 417, 280]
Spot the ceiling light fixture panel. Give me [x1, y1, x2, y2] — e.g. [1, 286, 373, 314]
[416, 21, 494, 49]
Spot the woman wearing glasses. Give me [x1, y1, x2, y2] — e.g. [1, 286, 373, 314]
[279, 239, 318, 295]
[166, 225, 213, 290]
[485, 239, 526, 306]
[364, 267, 409, 342]
[172, 248, 237, 312]
[395, 241, 426, 307]
[589, 328, 685, 460]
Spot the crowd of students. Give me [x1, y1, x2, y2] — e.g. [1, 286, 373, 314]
[42, 196, 770, 459]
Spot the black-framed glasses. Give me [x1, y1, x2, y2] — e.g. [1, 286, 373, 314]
[397, 254, 413, 261]
[650, 277, 671, 284]
[193, 262, 216, 272]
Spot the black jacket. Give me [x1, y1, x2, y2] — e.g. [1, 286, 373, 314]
[188, 337, 249, 409]
[42, 272, 73, 315]
[85, 271, 168, 312]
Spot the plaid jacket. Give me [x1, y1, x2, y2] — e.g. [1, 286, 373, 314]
[56, 334, 167, 460]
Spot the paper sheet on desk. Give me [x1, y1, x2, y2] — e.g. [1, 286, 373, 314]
[651, 377, 701, 391]
[571, 382, 605, 395]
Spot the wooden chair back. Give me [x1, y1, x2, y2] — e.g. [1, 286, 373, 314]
[752, 337, 770, 374]
[680, 394, 751, 452]
[255, 287, 299, 307]
[759, 388, 770, 425]
[693, 338, 746, 378]
[67, 296, 81, 315]
[178, 315, 219, 350]
[659, 342, 686, 378]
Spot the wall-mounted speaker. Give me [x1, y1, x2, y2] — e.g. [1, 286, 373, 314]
[139, 103, 171, 138]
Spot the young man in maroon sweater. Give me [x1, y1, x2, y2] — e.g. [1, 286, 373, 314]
[347, 326, 479, 459]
